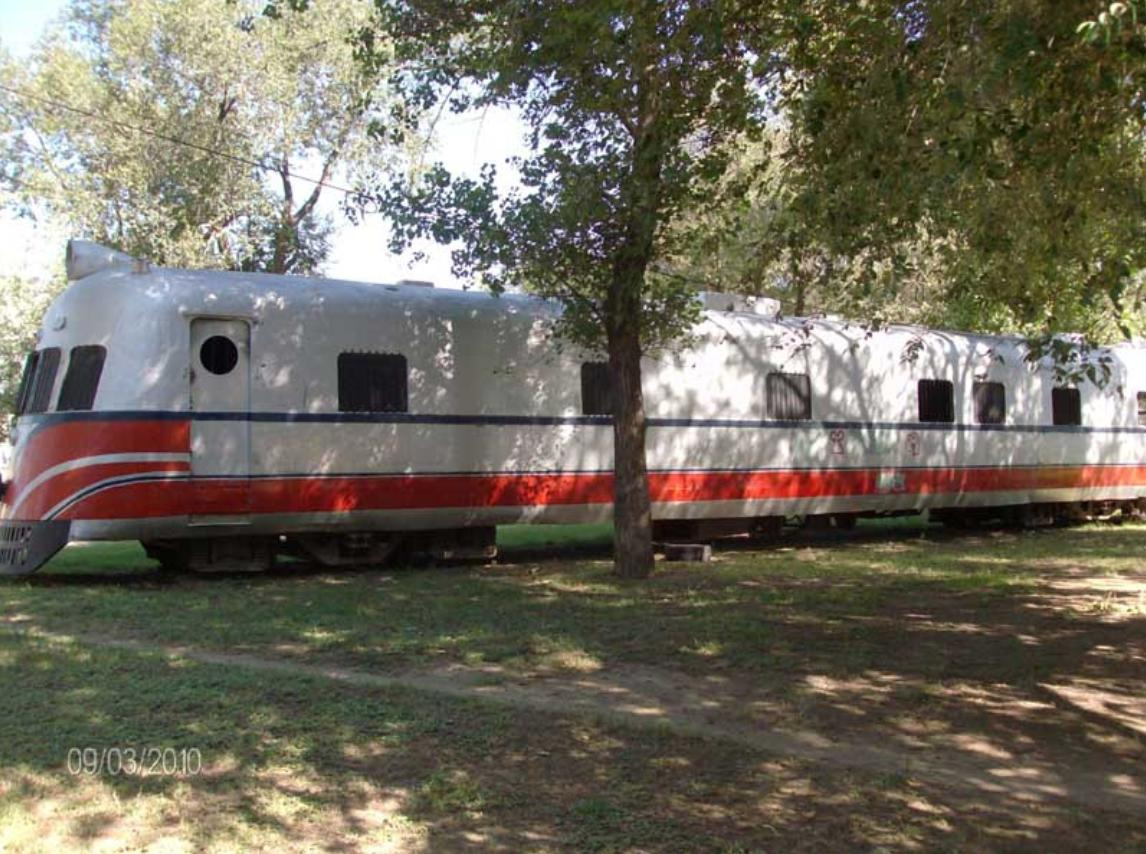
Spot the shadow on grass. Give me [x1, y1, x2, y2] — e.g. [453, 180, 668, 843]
[2, 523, 1144, 841]
[1, 631, 1143, 852]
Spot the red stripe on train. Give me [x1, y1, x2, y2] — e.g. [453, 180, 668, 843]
[14, 461, 191, 520]
[652, 465, 1146, 501]
[7, 419, 190, 507]
[54, 464, 1146, 520]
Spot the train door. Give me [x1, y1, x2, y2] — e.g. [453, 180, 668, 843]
[189, 318, 251, 524]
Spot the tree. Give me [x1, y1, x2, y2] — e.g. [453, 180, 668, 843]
[371, 1, 769, 577]
[664, 130, 1009, 329]
[1, 0, 412, 273]
[665, 2, 1146, 344]
[0, 275, 66, 441]
[770, 0, 1146, 342]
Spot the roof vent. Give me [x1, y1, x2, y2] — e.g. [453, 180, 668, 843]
[698, 291, 780, 318]
[750, 297, 781, 318]
[699, 291, 740, 312]
[65, 240, 139, 280]
[397, 278, 434, 288]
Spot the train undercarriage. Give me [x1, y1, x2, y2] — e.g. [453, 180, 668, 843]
[141, 526, 500, 573]
[135, 498, 1146, 573]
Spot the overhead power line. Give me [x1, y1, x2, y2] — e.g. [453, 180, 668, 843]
[0, 82, 364, 199]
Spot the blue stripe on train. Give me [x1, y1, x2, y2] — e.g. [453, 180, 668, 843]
[16, 409, 1146, 438]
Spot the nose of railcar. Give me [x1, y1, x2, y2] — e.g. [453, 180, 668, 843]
[0, 429, 71, 576]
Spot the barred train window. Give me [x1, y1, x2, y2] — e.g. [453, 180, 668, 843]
[1138, 392, 1146, 427]
[917, 379, 954, 423]
[58, 345, 107, 412]
[972, 381, 1006, 425]
[1052, 387, 1082, 427]
[580, 362, 613, 416]
[338, 353, 408, 413]
[21, 347, 61, 415]
[766, 371, 811, 420]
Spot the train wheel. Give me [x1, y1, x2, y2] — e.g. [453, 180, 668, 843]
[288, 533, 400, 568]
[1010, 505, 1055, 529]
[142, 538, 275, 573]
[931, 509, 971, 529]
[801, 514, 833, 531]
[141, 540, 189, 573]
[752, 516, 785, 539]
[398, 527, 498, 563]
[802, 514, 856, 532]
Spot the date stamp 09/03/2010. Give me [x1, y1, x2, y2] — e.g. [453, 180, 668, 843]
[66, 747, 203, 778]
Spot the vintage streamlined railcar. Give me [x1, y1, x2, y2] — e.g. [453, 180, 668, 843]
[1, 240, 1144, 573]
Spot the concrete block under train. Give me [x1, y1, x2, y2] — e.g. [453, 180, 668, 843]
[2, 241, 1145, 573]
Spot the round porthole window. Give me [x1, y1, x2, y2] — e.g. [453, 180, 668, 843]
[200, 335, 239, 375]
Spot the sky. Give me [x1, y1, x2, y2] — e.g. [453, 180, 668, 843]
[0, 0, 526, 288]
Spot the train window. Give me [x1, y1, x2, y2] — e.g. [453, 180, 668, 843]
[917, 379, 954, 423]
[1138, 392, 1146, 427]
[200, 335, 239, 376]
[58, 346, 107, 411]
[973, 381, 1006, 425]
[1052, 387, 1082, 426]
[766, 372, 811, 420]
[581, 362, 613, 416]
[13, 351, 38, 415]
[24, 347, 61, 414]
[338, 352, 408, 413]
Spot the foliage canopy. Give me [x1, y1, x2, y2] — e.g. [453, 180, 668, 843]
[1, 0, 412, 273]
[671, 1, 1146, 343]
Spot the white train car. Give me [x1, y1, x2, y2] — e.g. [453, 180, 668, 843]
[1, 241, 1144, 573]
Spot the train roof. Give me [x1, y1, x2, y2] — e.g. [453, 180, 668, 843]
[49, 240, 1121, 363]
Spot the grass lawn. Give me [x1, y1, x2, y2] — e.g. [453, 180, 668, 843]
[1, 520, 1112, 682]
[1, 520, 1144, 850]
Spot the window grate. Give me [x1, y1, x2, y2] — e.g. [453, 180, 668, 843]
[766, 372, 811, 420]
[338, 353, 408, 413]
[1052, 387, 1082, 426]
[973, 381, 1006, 425]
[580, 362, 613, 416]
[918, 379, 955, 423]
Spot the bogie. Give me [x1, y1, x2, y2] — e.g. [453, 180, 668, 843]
[142, 537, 276, 574]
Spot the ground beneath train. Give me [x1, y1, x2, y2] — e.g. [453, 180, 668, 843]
[0, 522, 1143, 851]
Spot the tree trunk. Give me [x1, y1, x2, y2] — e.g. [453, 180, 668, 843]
[271, 165, 296, 275]
[270, 215, 293, 275]
[607, 266, 655, 579]
[603, 2, 661, 579]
